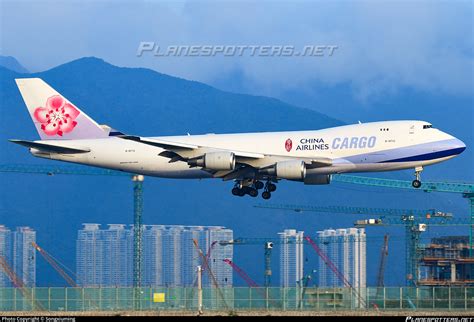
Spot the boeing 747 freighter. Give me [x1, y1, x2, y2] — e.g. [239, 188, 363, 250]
[11, 78, 466, 199]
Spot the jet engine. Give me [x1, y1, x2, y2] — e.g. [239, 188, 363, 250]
[188, 151, 236, 170]
[263, 160, 307, 180]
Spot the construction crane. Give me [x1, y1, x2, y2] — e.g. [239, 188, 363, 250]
[222, 258, 279, 308]
[219, 238, 276, 287]
[256, 203, 470, 286]
[31, 242, 78, 287]
[354, 215, 471, 286]
[0, 255, 44, 310]
[264, 242, 273, 287]
[0, 164, 144, 293]
[223, 259, 259, 288]
[192, 238, 229, 310]
[376, 234, 389, 289]
[305, 236, 367, 308]
[297, 269, 317, 309]
[331, 174, 474, 256]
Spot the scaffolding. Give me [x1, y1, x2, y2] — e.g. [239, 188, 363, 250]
[419, 236, 474, 286]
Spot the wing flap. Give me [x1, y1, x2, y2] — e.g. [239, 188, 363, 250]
[9, 139, 90, 154]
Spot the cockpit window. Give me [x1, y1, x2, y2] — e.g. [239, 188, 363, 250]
[423, 124, 433, 129]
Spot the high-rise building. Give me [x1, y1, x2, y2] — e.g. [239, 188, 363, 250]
[143, 225, 165, 287]
[279, 229, 304, 287]
[0, 225, 12, 287]
[102, 224, 133, 286]
[76, 223, 105, 287]
[181, 226, 205, 287]
[207, 227, 233, 287]
[317, 228, 366, 290]
[77, 223, 133, 287]
[77, 224, 233, 287]
[12, 227, 36, 287]
[163, 226, 184, 287]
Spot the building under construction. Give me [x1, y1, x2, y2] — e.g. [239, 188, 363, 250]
[419, 236, 474, 286]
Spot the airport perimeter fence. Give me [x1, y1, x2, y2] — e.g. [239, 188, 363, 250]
[0, 287, 473, 312]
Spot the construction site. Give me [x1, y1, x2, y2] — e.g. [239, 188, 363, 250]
[0, 163, 473, 315]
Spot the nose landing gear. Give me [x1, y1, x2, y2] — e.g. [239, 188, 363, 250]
[412, 166, 423, 188]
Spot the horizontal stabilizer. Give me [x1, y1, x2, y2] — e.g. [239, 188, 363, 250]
[9, 139, 90, 154]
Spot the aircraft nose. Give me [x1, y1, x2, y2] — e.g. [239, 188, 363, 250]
[452, 138, 466, 154]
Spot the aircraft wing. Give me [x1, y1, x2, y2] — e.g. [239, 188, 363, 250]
[120, 135, 265, 160]
[120, 135, 331, 180]
[119, 135, 198, 150]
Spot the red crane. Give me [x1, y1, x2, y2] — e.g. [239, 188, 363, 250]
[223, 259, 259, 288]
[223, 258, 279, 307]
[0, 255, 44, 310]
[192, 239, 229, 309]
[31, 242, 78, 287]
[376, 234, 390, 288]
[305, 236, 367, 308]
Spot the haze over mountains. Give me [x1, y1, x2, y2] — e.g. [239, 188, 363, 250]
[0, 55, 29, 74]
[0, 57, 470, 287]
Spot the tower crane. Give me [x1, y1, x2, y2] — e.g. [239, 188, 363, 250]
[331, 174, 474, 256]
[0, 164, 144, 294]
[353, 215, 470, 286]
[256, 203, 470, 285]
[219, 238, 275, 287]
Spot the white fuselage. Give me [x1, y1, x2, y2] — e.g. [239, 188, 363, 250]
[30, 120, 466, 179]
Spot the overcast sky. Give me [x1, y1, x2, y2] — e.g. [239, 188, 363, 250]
[1, 0, 472, 102]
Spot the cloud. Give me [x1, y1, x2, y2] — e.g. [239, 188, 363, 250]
[1, 0, 472, 101]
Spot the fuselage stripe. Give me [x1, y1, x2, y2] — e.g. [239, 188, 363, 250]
[380, 147, 465, 163]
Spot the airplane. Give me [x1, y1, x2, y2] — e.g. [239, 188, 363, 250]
[11, 78, 466, 199]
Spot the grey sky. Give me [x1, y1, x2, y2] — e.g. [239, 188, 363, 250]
[1, 0, 472, 101]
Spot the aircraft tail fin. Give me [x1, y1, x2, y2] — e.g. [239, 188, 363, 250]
[15, 78, 109, 140]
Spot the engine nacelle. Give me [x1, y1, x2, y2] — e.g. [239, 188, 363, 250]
[303, 174, 331, 185]
[275, 160, 306, 180]
[189, 151, 236, 170]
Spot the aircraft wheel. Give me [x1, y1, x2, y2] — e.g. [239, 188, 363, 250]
[262, 191, 271, 200]
[248, 188, 258, 197]
[255, 181, 264, 190]
[412, 180, 422, 188]
[232, 187, 241, 196]
[268, 183, 277, 192]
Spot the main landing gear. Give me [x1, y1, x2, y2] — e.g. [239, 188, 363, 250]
[262, 181, 276, 200]
[412, 166, 423, 188]
[231, 179, 276, 199]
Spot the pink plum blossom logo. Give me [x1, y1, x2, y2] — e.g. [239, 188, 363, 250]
[285, 138, 292, 152]
[33, 95, 80, 136]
